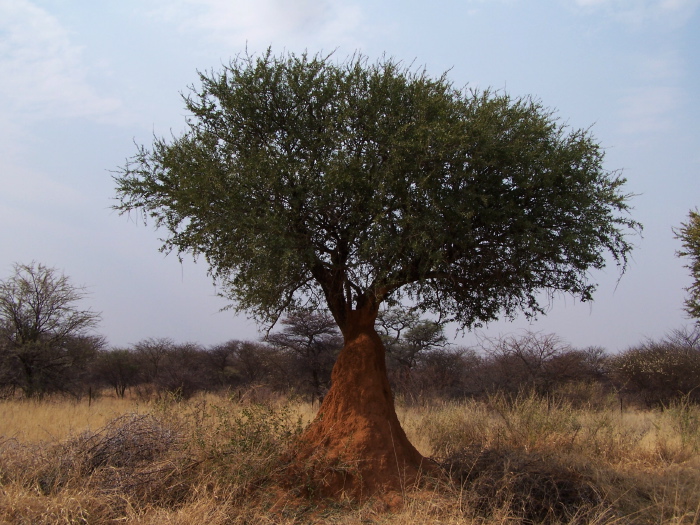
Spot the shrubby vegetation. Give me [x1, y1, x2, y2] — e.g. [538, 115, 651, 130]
[0, 264, 697, 408]
[609, 327, 700, 406]
[4, 297, 700, 411]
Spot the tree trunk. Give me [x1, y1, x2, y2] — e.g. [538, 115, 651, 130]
[294, 307, 430, 499]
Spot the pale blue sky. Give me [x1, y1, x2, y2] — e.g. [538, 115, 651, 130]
[1, 0, 698, 351]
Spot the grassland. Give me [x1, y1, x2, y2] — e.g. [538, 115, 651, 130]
[1, 390, 699, 524]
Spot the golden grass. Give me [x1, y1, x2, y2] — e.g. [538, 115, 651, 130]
[0, 396, 140, 443]
[1, 390, 699, 524]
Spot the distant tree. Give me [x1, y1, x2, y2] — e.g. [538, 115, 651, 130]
[0, 340, 20, 397]
[157, 342, 206, 398]
[92, 348, 140, 398]
[415, 346, 482, 400]
[230, 341, 287, 389]
[547, 346, 608, 384]
[483, 331, 574, 395]
[61, 334, 105, 399]
[0, 262, 102, 397]
[665, 325, 700, 349]
[205, 340, 240, 388]
[376, 308, 447, 370]
[267, 310, 341, 403]
[114, 50, 639, 494]
[131, 338, 210, 398]
[675, 209, 700, 322]
[133, 337, 173, 384]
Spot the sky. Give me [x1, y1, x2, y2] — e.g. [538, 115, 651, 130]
[1, 0, 698, 352]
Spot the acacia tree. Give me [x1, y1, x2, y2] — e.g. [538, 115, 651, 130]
[376, 308, 448, 370]
[675, 209, 700, 322]
[114, 50, 639, 495]
[0, 262, 102, 397]
[267, 310, 341, 403]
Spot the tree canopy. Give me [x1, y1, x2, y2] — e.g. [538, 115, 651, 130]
[676, 208, 700, 322]
[114, 49, 638, 335]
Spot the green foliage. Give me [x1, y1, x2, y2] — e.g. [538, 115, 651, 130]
[675, 208, 700, 322]
[215, 402, 304, 455]
[114, 49, 639, 333]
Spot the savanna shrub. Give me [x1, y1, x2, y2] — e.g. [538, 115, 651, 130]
[610, 327, 700, 406]
[480, 331, 608, 397]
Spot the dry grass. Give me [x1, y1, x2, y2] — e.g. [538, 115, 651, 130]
[0, 396, 139, 443]
[1, 389, 699, 524]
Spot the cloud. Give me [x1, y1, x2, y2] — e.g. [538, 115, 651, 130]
[148, 0, 365, 51]
[0, 0, 121, 121]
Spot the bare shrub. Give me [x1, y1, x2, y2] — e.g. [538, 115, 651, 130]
[0, 412, 185, 506]
[77, 413, 179, 471]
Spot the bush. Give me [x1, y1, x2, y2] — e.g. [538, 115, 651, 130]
[479, 331, 610, 398]
[390, 347, 484, 402]
[610, 326, 700, 406]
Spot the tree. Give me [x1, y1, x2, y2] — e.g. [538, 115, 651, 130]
[205, 340, 240, 389]
[267, 309, 341, 403]
[0, 262, 102, 397]
[675, 209, 700, 322]
[156, 341, 207, 398]
[415, 346, 482, 400]
[483, 331, 572, 394]
[114, 50, 639, 496]
[376, 308, 448, 370]
[133, 337, 173, 384]
[132, 338, 209, 398]
[92, 348, 140, 398]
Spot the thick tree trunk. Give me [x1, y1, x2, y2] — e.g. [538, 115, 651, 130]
[294, 308, 430, 498]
